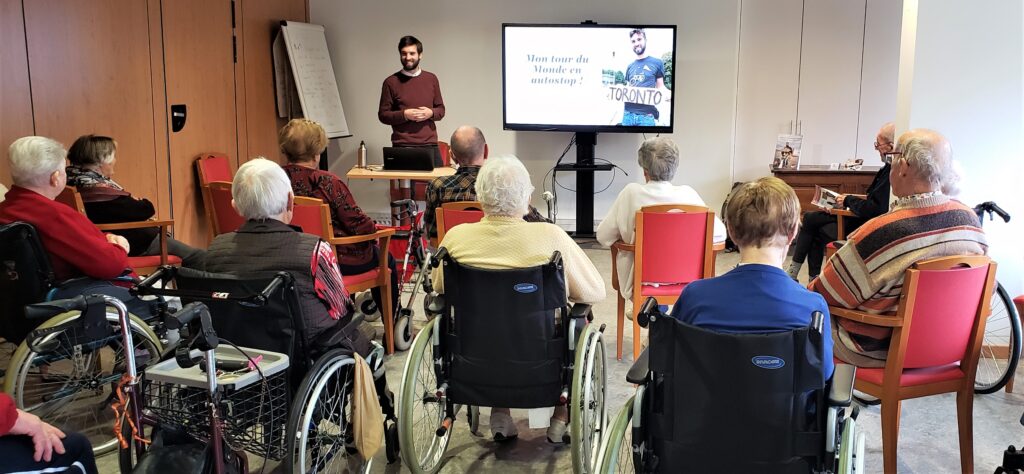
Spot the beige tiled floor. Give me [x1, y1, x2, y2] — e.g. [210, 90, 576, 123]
[93, 244, 1024, 473]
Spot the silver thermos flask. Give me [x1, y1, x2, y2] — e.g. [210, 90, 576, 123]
[357, 140, 367, 168]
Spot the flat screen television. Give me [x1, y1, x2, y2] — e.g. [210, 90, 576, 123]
[502, 23, 677, 134]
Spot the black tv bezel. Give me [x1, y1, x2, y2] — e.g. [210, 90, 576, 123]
[501, 22, 678, 134]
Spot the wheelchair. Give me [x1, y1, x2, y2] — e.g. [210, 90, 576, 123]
[0, 221, 165, 456]
[123, 265, 399, 473]
[398, 249, 608, 473]
[599, 298, 866, 473]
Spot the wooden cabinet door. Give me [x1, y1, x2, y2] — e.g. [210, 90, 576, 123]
[796, 0, 867, 165]
[162, 0, 239, 246]
[0, 0, 34, 186]
[733, 0, 803, 182]
[21, 0, 168, 215]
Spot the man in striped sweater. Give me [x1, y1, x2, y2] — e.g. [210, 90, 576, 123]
[810, 129, 987, 367]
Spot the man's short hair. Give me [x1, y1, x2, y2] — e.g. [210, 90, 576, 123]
[475, 155, 533, 217]
[449, 127, 486, 165]
[232, 157, 292, 220]
[725, 177, 801, 249]
[279, 119, 328, 163]
[398, 35, 423, 53]
[637, 137, 679, 181]
[629, 28, 646, 39]
[8, 136, 66, 188]
[68, 135, 117, 168]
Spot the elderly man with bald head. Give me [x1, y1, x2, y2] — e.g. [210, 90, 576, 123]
[788, 122, 896, 281]
[422, 125, 547, 238]
[811, 129, 987, 366]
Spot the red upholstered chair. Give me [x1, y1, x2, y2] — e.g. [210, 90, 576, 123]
[195, 153, 233, 184]
[829, 255, 997, 473]
[435, 201, 484, 244]
[55, 186, 180, 275]
[196, 153, 234, 242]
[292, 196, 397, 353]
[611, 204, 715, 361]
[206, 182, 246, 237]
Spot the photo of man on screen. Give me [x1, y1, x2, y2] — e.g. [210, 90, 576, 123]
[621, 29, 666, 126]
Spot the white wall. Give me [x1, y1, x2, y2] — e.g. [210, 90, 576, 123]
[911, 0, 1024, 295]
[311, 0, 741, 226]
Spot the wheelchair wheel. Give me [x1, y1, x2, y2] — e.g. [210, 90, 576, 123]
[3, 309, 163, 456]
[356, 291, 380, 322]
[285, 349, 371, 474]
[398, 317, 451, 474]
[837, 414, 866, 474]
[394, 310, 414, 352]
[975, 282, 1022, 394]
[599, 395, 635, 473]
[570, 323, 607, 473]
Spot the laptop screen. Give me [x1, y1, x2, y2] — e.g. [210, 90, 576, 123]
[382, 147, 437, 171]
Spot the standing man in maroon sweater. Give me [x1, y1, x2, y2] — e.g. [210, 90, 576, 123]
[378, 35, 446, 166]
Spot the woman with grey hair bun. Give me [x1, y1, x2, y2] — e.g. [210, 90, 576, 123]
[596, 137, 726, 301]
[430, 155, 605, 445]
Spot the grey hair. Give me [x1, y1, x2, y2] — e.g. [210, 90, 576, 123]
[8, 136, 66, 188]
[474, 155, 534, 217]
[898, 130, 957, 193]
[637, 137, 679, 181]
[232, 157, 292, 219]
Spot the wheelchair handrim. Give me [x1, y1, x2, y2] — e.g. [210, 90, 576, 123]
[296, 356, 369, 473]
[572, 324, 607, 473]
[599, 395, 635, 473]
[399, 317, 450, 473]
[5, 309, 162, 456]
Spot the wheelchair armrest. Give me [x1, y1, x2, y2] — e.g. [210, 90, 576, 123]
[828, 364, 856, 407]
[569, 303, 592, 320]
[626, 348, 650, 384]
[25, 295, 98, 320]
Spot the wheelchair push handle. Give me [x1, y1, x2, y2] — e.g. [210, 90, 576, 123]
[254, 272, 290, 305]
[975, 201, 1011, 223]
[637, 297, 660, 328]
[430, 247, 449, 268]
[23, 294, 106, 320]
[167, 301, 212, 331]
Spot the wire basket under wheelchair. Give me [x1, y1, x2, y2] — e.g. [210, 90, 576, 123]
[141, 346, 291, 460]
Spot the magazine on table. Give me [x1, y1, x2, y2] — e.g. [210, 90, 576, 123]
[811, 185, 840, 209]
[771, 134, 802, 170]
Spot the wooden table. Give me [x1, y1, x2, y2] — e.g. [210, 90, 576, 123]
[346, 165, 455, 182]
[772, 165, 880, 213]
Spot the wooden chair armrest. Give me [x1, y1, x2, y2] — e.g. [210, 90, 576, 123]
[329, 227, 397, 246]
[829, 306, 904, 327]
[832, 208, 856, 217]
[95, 219, 174, 232]
[712, 241, 726, 252]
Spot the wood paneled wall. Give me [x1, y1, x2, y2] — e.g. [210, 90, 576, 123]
[0, 0, 308, 247]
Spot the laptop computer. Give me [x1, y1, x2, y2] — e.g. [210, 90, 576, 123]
[382, 146, 437, 171]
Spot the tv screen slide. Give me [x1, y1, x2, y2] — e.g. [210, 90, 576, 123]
[503, 24, 677, 133]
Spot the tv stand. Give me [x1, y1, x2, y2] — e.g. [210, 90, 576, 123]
[553, 132, 611, 238]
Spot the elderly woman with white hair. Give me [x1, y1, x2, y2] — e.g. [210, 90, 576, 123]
[431, 155, 604, 444]
[596, 137, 726, 301]
[811, 129, 987, 366]
[0, 136, 160, 318]
[202, 158, 372, 355]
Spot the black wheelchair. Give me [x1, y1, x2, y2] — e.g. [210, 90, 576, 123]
[600, 298, 865, 473]
[0, 221, 166, 455]
[124, 266, 399, 473]
[398, 249, 608, 473]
